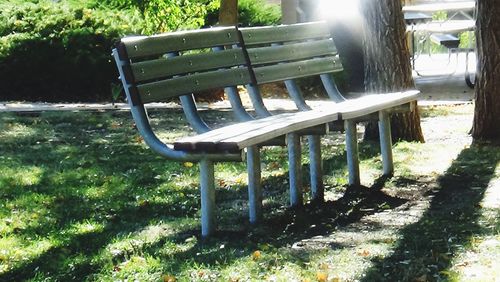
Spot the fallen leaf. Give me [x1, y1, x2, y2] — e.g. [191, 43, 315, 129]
[252, 250, 261, 260]
[316, 271, 328, 282]
[163, 274, 176, 282]
[183, 162, 194, 168]
[358, 250, 370, 257]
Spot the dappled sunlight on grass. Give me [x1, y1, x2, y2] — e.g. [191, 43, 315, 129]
[0, 122, 38, 140]
[1, 193, 55, 235]
[0, 165, 44, 187]
[68, 220, 106, 236]
[447, 166, 500, 281]
[0, 105, 498, 281]
[0, 236, 53, 274]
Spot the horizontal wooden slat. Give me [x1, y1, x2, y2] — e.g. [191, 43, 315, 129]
[312, 91, 420, 120]
[174, 108, 339, 152]
[240, 22, 330, 45]
[247, 39, 338, 66]
[137, 68, 252, 103]
[121, 27, 239, 59]
[131, 49, 246, 82]
[254, 57, 343, 84]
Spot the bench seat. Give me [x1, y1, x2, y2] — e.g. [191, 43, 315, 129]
[174, 91, 419, 153]
[430, 33, 460, 49]
[174, 110, 337, 153]
[315, 91, 419, 120]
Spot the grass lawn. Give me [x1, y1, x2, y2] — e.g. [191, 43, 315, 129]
[0, 104, 498, 281]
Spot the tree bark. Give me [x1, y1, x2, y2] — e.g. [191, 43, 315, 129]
[219, 0, 238, 26]
[472, 0, 500, 144]
[281, 0, 299, 24]
[360, 0, 424, 142]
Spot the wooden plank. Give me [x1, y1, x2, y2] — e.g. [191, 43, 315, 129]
[131, 48, 246, 82]
[121, 27, 239, 59]
[137, 68, 252, 103]
[247, 39, 338, 65]
[254, 57, 343, 84]
[240, 22, 330, 45]
[176, 112, 301, 144]
[333, 91, 420, 120]
[175, 107, 340, 152]
[219, 110, 336, 149]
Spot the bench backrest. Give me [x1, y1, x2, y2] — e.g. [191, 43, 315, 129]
[114, 22, 344, 106]
[114, 27, 253, 105]
[240, 22, 343, 84]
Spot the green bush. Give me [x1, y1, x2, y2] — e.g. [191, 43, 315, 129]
[89, 0, 210, 34]
[0, 0, 280, 102]
[0, 2, 143, 102]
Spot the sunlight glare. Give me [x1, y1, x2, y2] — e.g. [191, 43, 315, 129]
[318, 0, 361, 21]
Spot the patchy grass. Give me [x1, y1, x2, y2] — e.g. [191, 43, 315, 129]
[0, 104, 498, 281]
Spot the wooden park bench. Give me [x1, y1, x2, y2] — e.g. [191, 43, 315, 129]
[112, 22, 419, 237]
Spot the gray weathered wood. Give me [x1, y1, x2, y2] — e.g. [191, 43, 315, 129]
[333, 91, 420, 120]
[174, 108, 338, 152]
[131, 48, 246, 82]
[137, 68, 252, 103]
[254, 57, 343, 84]
[240, 22, 330, 45]
[121, 27, 239, 59]
[247, 39, 338, 65]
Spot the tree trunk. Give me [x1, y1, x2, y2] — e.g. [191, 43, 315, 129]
[281, 0, 299, 24]
[472, 0, 500, 144]
[219, 0, 238, 26]
[360, 0, 424, 142]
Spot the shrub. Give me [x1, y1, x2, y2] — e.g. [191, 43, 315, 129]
[0, 0, 280, 102]
[0, 2, 145, 102]
[89, 0, 210, 34]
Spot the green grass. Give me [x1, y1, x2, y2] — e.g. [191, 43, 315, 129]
[0, 105, 499, 281]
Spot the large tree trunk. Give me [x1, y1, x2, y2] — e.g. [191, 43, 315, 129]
[219, 0, 238, 26]
[281, 0, 299, 24]
[472, 0, 500, 144]
[360, 0, 425, 142]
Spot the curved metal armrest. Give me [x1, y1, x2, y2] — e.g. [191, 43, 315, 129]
[131, 104, 242, 162]
[112, 48, 242, 162]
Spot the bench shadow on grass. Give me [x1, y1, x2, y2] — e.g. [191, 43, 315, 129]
[136, 142, 410, 276]
[361, 145, 500, 281]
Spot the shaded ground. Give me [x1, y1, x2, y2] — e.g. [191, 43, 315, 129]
[0, 104, 498, 281]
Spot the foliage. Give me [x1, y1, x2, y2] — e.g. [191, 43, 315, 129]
[89, 0, 210, 34]
[0, 0, 280, 102]
[203, 0, 281, 27]
[0, 2, 143, 102]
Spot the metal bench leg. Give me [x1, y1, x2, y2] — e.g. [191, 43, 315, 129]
[308, 135, 324, 202]
[378, 111, 394, 176]
[287, 133, 303, 207]
[345, 120, 360, 186]
[200, 159, 216, 237]
[246, 146, 262, 223]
